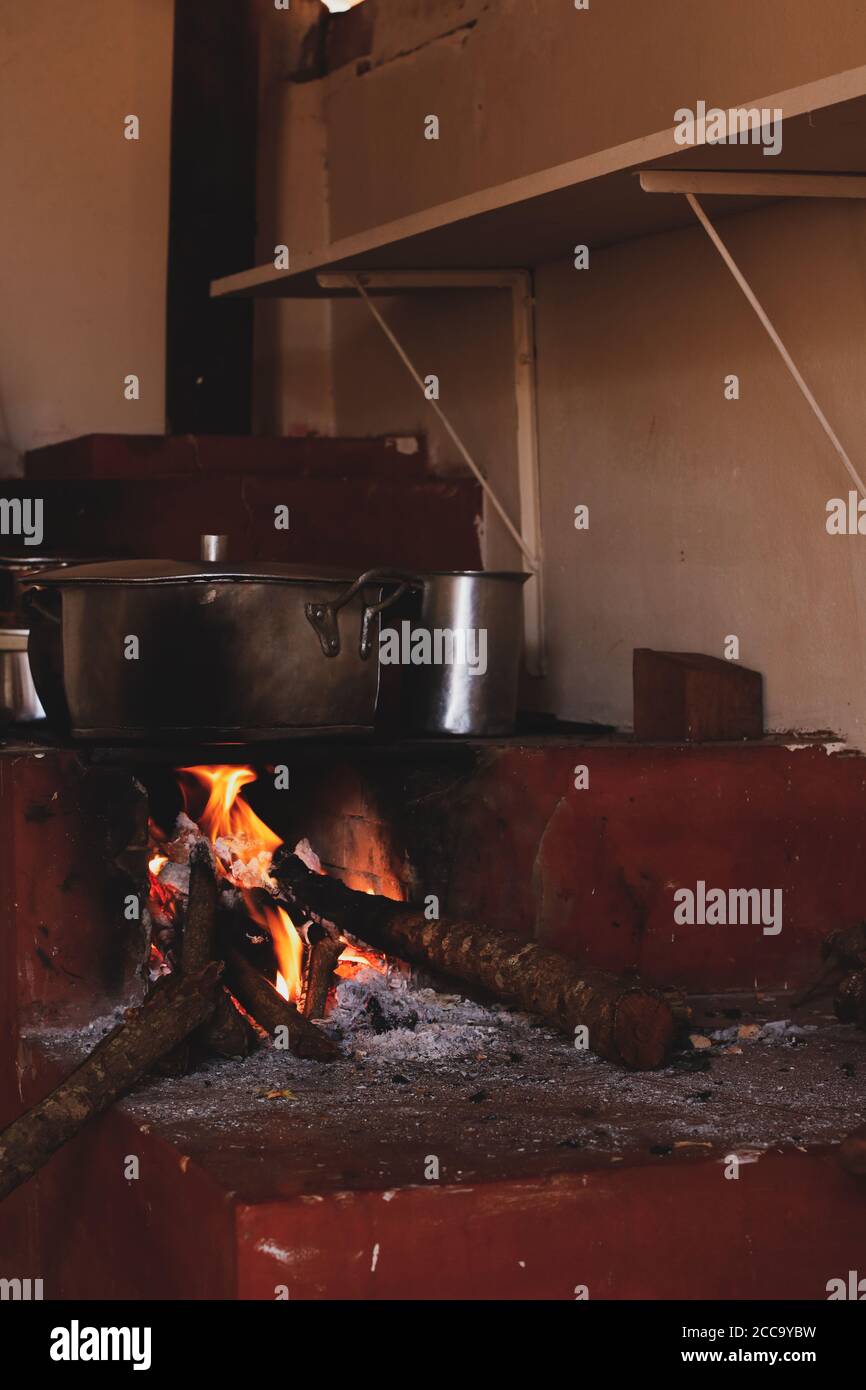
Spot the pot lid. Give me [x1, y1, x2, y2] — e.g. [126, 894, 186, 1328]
[27, 558, 366, 586]
[0, 555, 100, 570]
[419, 570, 530, 581]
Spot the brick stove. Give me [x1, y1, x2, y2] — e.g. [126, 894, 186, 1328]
[2, 733, 866, 1299]
[2, 433, 866, 1301]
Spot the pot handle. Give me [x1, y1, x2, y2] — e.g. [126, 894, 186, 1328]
[306, 568, 422, 660]
[21, 585, 62, 626]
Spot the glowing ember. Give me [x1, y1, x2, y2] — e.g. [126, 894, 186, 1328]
[336, 941, 388, 979]
[147, 835, 182, 928]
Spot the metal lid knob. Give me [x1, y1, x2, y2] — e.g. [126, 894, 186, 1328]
[200, 534, 228, 563]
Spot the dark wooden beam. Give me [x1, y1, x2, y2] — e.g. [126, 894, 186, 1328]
[166, 0, 259, 434]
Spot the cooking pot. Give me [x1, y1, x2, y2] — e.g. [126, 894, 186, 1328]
[23, 543, 411, 740]
[307, 568, 529, 737]
[405, 571, 528, 736]
[0, 628, 45, 724]
[0, 554, 103, 619]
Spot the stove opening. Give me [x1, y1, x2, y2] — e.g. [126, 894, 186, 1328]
[145, 765, 397, 1028]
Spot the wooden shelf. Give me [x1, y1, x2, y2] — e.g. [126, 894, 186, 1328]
[212, 67, 866, 300]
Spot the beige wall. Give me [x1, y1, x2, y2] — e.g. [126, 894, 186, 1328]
[257, 0, 866, 740]
[534, 200, 866, 740]
[322, 0, 866, 238]
[0, 0, 174, 468]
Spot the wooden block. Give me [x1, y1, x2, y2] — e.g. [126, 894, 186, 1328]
[633, 650, 763, 743]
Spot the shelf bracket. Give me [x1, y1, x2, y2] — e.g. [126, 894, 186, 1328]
[679, 195, 866, 501]
[317, 269, 546, 676]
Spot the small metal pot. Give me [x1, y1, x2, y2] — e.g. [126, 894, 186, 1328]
[406, 571, 529, 736]
[0, 628, 45, 724]
[22, 544, 408, 741]
[309, 568, 529, 736]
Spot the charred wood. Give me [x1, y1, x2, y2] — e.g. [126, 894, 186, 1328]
[272, 852, 675, 1070]
[205, 990, 257, 1059]
[181, 844, 257, 1058]
[224, 948, 338, 1062]
[0, 964, 222, 1203]
[301, 929, 344, 1019]
[181, 841, 219, 974]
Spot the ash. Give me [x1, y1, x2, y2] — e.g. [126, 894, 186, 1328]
[325, 966, 536, 1062]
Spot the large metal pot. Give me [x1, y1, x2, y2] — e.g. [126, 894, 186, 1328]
[23, 545, 408, 741]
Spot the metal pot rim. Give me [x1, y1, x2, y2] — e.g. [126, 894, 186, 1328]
[26, 558, 372, 587]
[418, 570, 531, 582]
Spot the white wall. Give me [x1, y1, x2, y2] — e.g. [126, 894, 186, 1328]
[0, 0, 174, 468]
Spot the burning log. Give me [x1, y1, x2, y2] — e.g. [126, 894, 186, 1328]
[224, 948, 338, 1062]
[272, 853, 676, 1070]
[0, 964, 222, 1203]
[154, 842, 219, 1074]
[301, 926, 344, 1019]
[181, 841, 219, 973]
[181, 842, 256, 1059]
[205, 991, 257, 1059]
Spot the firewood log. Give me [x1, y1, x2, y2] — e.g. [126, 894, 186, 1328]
[224, 949, 338, 1062]
[301, 928, 344, 1019]
[182, 843, 256, 1058]
[272, 852, 675, 1070]
[206, 990, 257, 1059]
[181, 841, 219, 973]
[0, 964, 222, 1203]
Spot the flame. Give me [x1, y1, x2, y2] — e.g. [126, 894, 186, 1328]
[151, 766, 389, 1008]
[242, 890, 305, 1005]
[179, 767, 308, 1001]
[178, 766, 282, 855]
[269, 906, 305, 1004]
[336, 939, 388, 979]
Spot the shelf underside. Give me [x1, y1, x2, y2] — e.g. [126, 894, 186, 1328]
[212, 74, 866, 300]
